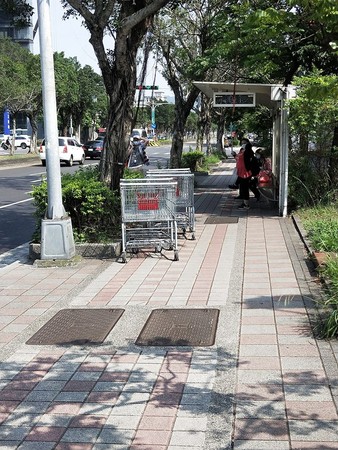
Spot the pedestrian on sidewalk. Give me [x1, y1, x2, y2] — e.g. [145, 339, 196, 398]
[236, 138, 255, 209]
[230, 146, 261, 202]
[229, 148, 240, 190]
[248, 148, 262, 201]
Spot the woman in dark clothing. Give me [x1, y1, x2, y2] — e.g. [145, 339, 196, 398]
[237, 138, 256, 209]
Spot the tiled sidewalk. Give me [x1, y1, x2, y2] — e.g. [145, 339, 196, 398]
[0, 160, 337, 449]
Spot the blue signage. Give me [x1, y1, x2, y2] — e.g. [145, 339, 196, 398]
[151, 123, 156, 129]
[3, 109, 10, 135]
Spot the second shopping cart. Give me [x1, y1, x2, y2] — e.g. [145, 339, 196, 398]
[120, 179, 179, 262]
[146, 169, 195, 239]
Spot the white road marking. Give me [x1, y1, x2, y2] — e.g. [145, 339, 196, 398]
[0, 198, 33, 209]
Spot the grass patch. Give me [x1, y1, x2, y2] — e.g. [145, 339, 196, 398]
[297, 204, 338, 338]
[297, 205, 338, 252]
[0, 153, 39, 161]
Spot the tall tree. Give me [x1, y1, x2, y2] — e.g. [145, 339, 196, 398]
[154, 0, 226, 167]
[210, 1, 338, 86]
[61, 0, 172, 190]
[54, 53, 81, 136]
[1, 0, 33, 27]
[0, 38, 41, 154]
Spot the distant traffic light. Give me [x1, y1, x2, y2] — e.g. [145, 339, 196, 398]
[137, 85, 159, 90]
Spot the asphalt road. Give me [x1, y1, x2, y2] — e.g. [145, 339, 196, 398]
[0, 159, 98, 255]
[0, 144, 172, 257]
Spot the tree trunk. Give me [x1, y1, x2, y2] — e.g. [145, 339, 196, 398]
[328, 124, 338, 185]
[27, 113, 38, 154]
[216, 112, 226, 154]
[10, 116, 16, 156]
[169, 86, 200, 168]
[204, 98, 212, 155]
[99, 86, 134, 190]
[98, 16, 148, 191]
[197, 96, 206, 153]
[299, 132, 308, 153]
[170, 110, 185, 169]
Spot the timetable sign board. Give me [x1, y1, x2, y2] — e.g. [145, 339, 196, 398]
[213, 92, 256, 107]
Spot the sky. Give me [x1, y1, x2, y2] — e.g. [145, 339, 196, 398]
[32, 1, 172, 95]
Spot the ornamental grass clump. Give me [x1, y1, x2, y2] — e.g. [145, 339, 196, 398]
[318, 255, 338, 338]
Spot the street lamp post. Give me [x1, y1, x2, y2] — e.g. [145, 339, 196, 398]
[37, 0, 75, 260]
[150, 102, 167, 135]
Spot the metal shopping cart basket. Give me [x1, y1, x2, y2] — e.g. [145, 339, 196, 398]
[120, 180, 179, 262]
[146, 169, 195, 239]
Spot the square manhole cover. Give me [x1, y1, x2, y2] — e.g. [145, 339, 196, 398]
[136, 308, 219, 347]
[205, 216, 239, 224]
[26, 309, 124, 345]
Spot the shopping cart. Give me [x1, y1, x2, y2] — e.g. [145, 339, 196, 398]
[146, 169, 195, 239]
[120, 180, 179, 262]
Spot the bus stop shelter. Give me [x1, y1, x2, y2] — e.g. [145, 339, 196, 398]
[193, 82, 296, 217]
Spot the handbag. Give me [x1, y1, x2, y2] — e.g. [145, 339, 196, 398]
[258, 170, 272, 187]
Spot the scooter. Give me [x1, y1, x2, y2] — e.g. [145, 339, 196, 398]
[1, 141, 9, 151]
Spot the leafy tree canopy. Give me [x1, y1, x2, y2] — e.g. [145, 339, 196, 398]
[0, 38, 40, 114]
[209, 0, 338, 85]
[1, 0, 33, 28]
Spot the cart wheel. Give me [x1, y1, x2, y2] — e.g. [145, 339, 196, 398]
[131, 248, 139, 254]
[182, 227, 186, 235]
[121, 252, 127, 263]
[155, 245, 162, 253]
[191, 232, 196, 240]
[174, 251, 179, 261]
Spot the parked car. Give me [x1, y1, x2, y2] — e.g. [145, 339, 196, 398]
[39, 137, 85, 166]
[83, 139, 104, 159]
[14, 135, 31, 149]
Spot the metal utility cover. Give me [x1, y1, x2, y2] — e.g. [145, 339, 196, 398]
[136, 308, 219, 347]
[26, 309, 124, 345]
[205, 216, 238, 224]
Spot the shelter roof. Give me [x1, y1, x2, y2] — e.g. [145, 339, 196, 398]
[193, 82, 284, 108]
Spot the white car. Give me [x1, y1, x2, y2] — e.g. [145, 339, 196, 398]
[39, 137, 85, 167]
[14, 135, 31, 149]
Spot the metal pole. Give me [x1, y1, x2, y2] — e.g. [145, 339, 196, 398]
[279, 89, 289, 217]
[37, 0, 75, 260]
[37, 0, 64, 220]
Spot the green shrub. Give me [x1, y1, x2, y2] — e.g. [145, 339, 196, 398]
[123, 168, 144, 179]
[181, 150, 223, 172]
[181, 150, 205, 171]
[31, 166, 121, 243]
[205, 152, 222, 164]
